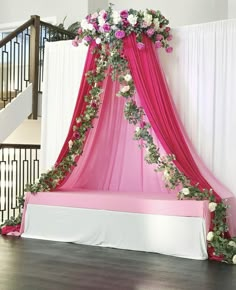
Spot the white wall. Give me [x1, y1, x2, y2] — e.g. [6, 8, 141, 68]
[113, 0, 228, 27]
[0, 0, 107, 27]
[228, 0, 236, 18]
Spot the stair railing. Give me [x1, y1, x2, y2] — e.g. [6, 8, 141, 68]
[0, 16, 76, 118]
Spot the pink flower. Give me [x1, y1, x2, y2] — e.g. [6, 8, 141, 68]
[137, 42, 145, 50]
[120, 10, 129, 19]
[84, 36, 92, 42]
[166, 46, 173, 53]
[140, 121, 146, 128]
[77, 28, 83, 35]
[73, 131, 80, 139]
[156, 34, 163, 41]
[146, 28, 155, 37]
[115, 30, 125, 39]
[167, 34, 173, 41]
[93, 23, 99, 30]
[165, 26, 171, 32]
[155, 41, 162, 48]
[91, 102, 97, 108]
[103, 23, 111, 32]
[72, 39, 78, 47]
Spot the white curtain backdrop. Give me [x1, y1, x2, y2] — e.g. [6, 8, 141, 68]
[41, 19, 236, 196]
[41, 41, 88, 172]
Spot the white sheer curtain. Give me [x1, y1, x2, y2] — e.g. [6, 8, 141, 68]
[41, 19, 236, 196]
[41, 41, 88, 172]
[160, 19, 236, 195]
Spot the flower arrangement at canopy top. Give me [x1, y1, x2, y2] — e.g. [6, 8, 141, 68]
[72, 4, 173, 53]
[22, 4, 236, 264]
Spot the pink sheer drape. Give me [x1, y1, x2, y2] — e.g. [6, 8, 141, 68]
[60, 72, 171, 195]
[123, 34, 223, 202]
[55, 42, 98, 166]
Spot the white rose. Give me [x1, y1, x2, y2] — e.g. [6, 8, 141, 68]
[208, 202, 217, 212]
[95, 38, 101, 44]
[34, 178, 40, 184]
[143, 13, 153, 26]
[232, 255, 236, 264]
[163, 170, 169, 178]
[81, 19, 88, 29]
[68, 140, 73, 149]
[98, 16, 106, 25]
[112, 11, 121, 24]
[207, 231, 214, 242]
[182, 188, 190, 196]
[87, 23, 95, 31]
[124, 74, 132, 82]
[127, 14, 138, 26]
[229, 241, 236, 248]
[153, 18, 160, 30]
[91, 12, 98, 19]
[135, 127, 140, 132]
[121, 85, 130, 93]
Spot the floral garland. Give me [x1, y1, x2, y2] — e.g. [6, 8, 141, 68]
[24, 4, 236, 264]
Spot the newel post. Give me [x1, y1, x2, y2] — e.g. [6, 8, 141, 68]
[30, 15, 40, 119]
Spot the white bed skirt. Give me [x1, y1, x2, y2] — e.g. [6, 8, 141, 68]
[22, 204, 208, 260]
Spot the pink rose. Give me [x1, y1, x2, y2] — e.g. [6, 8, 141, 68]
[156, 34, 163, 41]
[167, 34, 173, 41]
[84, 36, 92, 42]
[73, 131, 80, 139]
[140, 121, 146, 128]
[120, 10, 129, 19]
[103, 23, 111, 32]
[155, 41, 162, 48]
[137, 42, 145, 50]
[115, 30, 125, 39]
[93, 23, 99, 31]
[166, 46, 173, 53]
[146, 28, 155, 37]
[77, 28, 83, 35]
[165, 26, 171, 32]
[72, 39, 78, 47]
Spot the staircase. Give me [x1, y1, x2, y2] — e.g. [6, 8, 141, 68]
[0, 16, 76, 141]
[0, 17, 76, 224]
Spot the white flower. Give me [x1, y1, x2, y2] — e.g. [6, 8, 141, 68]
[95, 38, 101, 44]
[112, 11, 121, 24]
[153, 18, 160, 30]
[81, 19, 89, 29]
[135, 127, 140, 132]
[124, 74, 132, 82]
[68, 140, 73, 149]
[208, 202, 217, 212]
[232, 255, 236, 264]
[163, 169, 169, 178]
[76, 117, 81, 124]
[207, 231, 214, 242]
[99, 9, 106, 16]
[98, 15, 106, 25]
[91, 12, 98, 19]
[121, 85, 130, 93]
[34, 178, 40, 184]
[181, 188, 190, 196]
[87, 23, 95, 31]
[229, 241, 236, 248]
[127, 14, 138, 26]
[143, 12, 153, 27]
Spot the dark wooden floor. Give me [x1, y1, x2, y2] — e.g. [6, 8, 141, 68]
[0, 236, 235, 290]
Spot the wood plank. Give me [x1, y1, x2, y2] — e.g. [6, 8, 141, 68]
[0, 236, 235, 290]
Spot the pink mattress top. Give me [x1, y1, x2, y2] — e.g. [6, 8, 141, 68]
[26, 189, 210, 218]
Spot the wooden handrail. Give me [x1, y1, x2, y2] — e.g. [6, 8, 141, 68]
[0, 18, 34, 47]
[40, 20, 76, 37]
[0, 143, 40, 149]
[0, 15, 76, 120]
